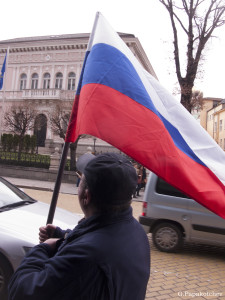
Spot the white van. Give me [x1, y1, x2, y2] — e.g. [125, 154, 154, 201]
[139, 173, 225, 252]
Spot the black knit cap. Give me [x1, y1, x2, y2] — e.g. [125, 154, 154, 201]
[77, 153, 137, 205]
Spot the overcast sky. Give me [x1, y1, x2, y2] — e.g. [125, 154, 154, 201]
[1, 0, 225, 99]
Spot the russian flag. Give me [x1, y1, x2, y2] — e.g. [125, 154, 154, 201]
[65, 12, 225, 218]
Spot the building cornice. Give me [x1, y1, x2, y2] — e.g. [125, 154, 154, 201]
[0, 33, 90, 44]
[213, 107, 225, 115]
[0, 32, 134, 45]
[0, 32, 135, 54]
[0, 43, 88, 53]
[203, 97, 223, 102]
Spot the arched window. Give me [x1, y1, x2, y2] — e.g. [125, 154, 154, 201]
[68, 72, 76, 90]
[20, 73, 27, 90]
[55, 72, 63, 89]
[43, 73, 51, 89]
[31, 73, 38, 89]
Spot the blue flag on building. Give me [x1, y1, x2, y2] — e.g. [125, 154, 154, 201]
[0, 53, 7, 90]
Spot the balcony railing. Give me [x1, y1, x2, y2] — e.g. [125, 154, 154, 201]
[22, 89, 60, 99]
[59, 90, 76, 100]
[0, 89, 76, 101]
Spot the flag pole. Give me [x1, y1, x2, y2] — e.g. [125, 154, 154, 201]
[87, 11, 100, 51]
[46, 142, 70, 224]
[46, 12, 100, 224]
[0, 47, 9, 138]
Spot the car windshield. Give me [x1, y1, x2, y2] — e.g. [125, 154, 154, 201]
[0, 177, 36, 209]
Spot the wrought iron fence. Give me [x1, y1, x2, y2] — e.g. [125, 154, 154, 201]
[0, 151, 50, 169]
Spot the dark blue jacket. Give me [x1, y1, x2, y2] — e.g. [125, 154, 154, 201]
[9, 207, 150, 300]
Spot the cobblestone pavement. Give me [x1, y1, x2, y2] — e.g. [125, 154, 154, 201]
[20, 187, 225, 300]
[146, 236, 225, 299]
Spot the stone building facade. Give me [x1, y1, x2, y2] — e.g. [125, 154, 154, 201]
[200, 97, 225, 150]
[0, 33, 157, 156]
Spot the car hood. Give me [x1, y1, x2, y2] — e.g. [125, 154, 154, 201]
[0, 201, 83, 245]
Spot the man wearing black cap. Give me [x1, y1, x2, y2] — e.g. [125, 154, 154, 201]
[9, 153, 150, 300]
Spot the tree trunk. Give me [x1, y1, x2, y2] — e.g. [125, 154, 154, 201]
[180, 81, 194, 113]
[180, 93, 192, 113]
[18, 137, 24, 161]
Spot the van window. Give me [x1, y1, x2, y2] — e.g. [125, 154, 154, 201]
[156, 178, 189, 198]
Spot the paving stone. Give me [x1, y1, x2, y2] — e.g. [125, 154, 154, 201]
[147, 235, 225, 300]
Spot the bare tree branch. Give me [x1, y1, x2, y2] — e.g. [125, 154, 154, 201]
[4, 104, 37, 159]
[4, 104, 36, 136]
[48, 103, 70, 140]
[157, 0, 225, 112]
[48, 101, 91, 170]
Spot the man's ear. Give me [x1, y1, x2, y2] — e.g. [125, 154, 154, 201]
[83, 188, 91, 206]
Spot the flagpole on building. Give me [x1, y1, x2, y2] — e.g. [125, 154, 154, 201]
[0, 47, 9, 138]
[46, 12, 101, 224]
[3, 47, 9, 107]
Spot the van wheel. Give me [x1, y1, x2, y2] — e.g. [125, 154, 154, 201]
[152, 223, 183, 252]
[0, 254, 14, 300]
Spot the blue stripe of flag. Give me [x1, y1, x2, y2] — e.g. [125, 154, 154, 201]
[0, 53, 7, 90]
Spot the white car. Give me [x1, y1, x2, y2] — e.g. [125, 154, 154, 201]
[0, 176, 82, 300]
